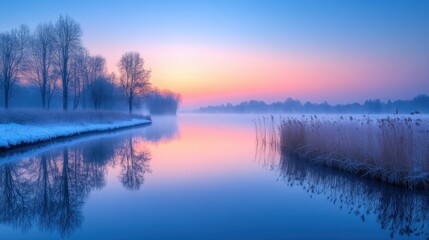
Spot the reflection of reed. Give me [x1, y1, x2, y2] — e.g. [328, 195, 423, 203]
[280, 154, 429, 239]
[0, 132, 152, 237]
[279, 115, 429, 188]
[255, 134, 429, 239]
[254, 115, 280, 168]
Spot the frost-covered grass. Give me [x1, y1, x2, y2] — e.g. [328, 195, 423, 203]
[280, 115, 429, 188]
[256, 114, 429, 189]
[0, 110, 151, 150]
[0, 109, 149, 124]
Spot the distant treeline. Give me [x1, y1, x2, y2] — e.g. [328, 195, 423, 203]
[197, 95, 429, 114]
[0, 15, 180, 114]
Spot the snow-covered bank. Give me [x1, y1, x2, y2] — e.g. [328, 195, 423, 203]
[0, 118, 151, 150]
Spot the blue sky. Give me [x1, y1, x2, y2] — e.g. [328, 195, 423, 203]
[1, 0, 428, 107]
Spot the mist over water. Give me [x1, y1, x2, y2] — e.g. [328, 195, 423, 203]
[0, 114, 425, 239]
[1, 1, 428, 239]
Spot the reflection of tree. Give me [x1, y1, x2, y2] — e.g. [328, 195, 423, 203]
[258, 148, 429, 239]
[0, 162, 33, 231]
[32, 153, 59, 231]
[0, 131, 153, 237]
[118, 136, 151, 191]
[53, 148, 84, 237]
[81, 139, 117, 190]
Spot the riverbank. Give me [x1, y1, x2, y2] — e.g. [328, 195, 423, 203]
[277, 115, 429, 189]
[0, 110, 151, 150]
[255, 114, 429, 189]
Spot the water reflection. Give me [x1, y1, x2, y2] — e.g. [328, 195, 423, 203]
[0, 148, 85, 237]
[141, 116, 179, 143]
[118, 136, 151, 191]
[258, 147, 429, 239]
[0, 119, 177, 238]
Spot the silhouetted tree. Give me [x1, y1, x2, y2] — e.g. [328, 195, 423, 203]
[145, 88, 181, 115]
[54, 15, 82, 111]
[29, 22, 57, 109]
[118, 52, 151, 113]
[364, 99, 382, 113]
[69, 47, 86, 110]
[198, 95, 429, 114]
[83, 54, 115, 109]
[412, 94, 429, 112]
[0, 25, 29, 109]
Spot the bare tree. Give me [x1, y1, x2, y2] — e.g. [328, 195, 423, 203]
[54, 15, 82, 111]
[118, 52, 151, 113]
[145, 88, 181, 115]
[99, 72, 117, 109]
[29, 23, 56, 109]
[84, 54, 108, 109]
[79, 49, 90, 109]
[0, 25, 29, 109]
[91, 75, 116, 109]
[46, 73, 59, 109]
[69, 50, 84, 110]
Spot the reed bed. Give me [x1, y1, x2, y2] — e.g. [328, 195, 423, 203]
[256, 115, 429, 189]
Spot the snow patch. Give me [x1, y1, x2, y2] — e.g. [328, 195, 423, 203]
[0, 118, 151, 149]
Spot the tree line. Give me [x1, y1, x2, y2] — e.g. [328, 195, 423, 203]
[0, 15, 180, 114]
[197, 95, 429, 114]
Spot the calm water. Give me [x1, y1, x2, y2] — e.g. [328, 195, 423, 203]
[0, 114, 428, 239]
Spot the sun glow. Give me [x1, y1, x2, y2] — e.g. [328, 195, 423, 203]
[121, 43, 425, 108]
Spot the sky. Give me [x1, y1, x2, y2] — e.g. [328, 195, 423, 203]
[0, 0, 428, 109]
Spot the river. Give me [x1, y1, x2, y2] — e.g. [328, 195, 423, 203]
[0, 114, 427, 239]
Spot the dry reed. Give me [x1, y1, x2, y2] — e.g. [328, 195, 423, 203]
[256, 114, 429, 189]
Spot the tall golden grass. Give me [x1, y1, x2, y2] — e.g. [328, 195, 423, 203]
[256, 115, 429, 189]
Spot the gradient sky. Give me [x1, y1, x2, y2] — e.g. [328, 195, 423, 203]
[1, 0, 428, 109]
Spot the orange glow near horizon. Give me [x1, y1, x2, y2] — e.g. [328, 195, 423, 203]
[2, 1, 428, 110]
[91, 42, 427, 109]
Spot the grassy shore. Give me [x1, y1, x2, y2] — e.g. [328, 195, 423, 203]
[256, 114, 429, 189]
[0, 110, 151, 150]
[0, 109, 150, 124]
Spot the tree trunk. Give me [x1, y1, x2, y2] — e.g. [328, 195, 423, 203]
[4, 83, 9, 109]
[41, 89, 46, 109]
[42, 52, 47, 109]
[128, 93, 133, 113]
[4, 90, 8, 109]
[63, 79, 68, 111]
[47, 92, 52, 110]
[62, 57, 68, 111]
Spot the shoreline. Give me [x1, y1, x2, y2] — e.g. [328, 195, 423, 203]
[279, 115, 429, 189]
[0, 118, 151, 152]
[255, 114, 429, 189]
